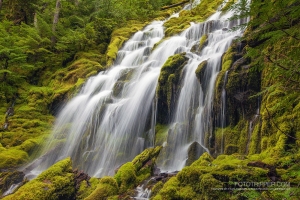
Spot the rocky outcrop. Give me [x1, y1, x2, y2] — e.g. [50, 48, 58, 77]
[156, 53, 188, 124]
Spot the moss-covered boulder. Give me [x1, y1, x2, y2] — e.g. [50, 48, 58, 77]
[85, 177, 118, 200]
[195, 60, 208, 83]
[3, 158, 75, 200]
[185, 141, 204, 166]
[115, 146, 162, 194]
[76, 177, 99, 200]
[156, 53, 188, 124]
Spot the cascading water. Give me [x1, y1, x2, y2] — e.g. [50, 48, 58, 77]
[157, 1, 250, 172]
[24, 11, 197, 178]
[24, 0, 250, 181]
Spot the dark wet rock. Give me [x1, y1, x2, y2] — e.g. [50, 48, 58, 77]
[195, 60, 208, 84]
[0, 171, 25, 195]
[186, 142, 204, 166]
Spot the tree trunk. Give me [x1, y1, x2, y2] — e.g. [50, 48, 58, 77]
[74, 0, 79, 6]
[52, 0, 61, 44]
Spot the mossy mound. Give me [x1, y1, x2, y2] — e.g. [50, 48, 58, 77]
[3, 158, 75, 200]
[85, 177, 118, 200]
[76, 177, 99, 200]
[156, 53, 188, 124]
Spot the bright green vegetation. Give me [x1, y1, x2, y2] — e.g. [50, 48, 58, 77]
[3, 158, 75, 200]
[151, 152, 300, 199]
[76, 177, 99, 200]
[85, 177, 119, 200]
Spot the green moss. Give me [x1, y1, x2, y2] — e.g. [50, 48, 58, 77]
[85, 177, 118, 200]
[106, 22, 145, 66]
[150, 181, 164, 197]
[136, 166, 151, 183]
[155, 124, 169, 146]
[200, 173, 224, 199]
[0, 148, 29, 169]
[156, 53, 188, 123]
[163, 0, 224, 37]
[132, 146, 162, 171]
[199, 34, 208, 51]
[77, 177, 99, 200]
[177, 185, 198, 199]
[3, 158, 75, 200]
[221, 47, 234, 71]
[114, 162, 137, 193]
[156, 177, 180, 199]
[195, 60, 208, 83]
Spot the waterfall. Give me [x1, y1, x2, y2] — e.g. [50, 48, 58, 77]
[24, 11, 195, 178]
[157, 1, 250, 172]
[24, 0, 250, 179]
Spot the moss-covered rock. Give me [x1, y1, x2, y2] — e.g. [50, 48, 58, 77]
[76, 177, 99, 200]
[85, 177, 118, 200]
[185, 141, 203, 166]
[195, 60, 208, 84]
[156, 53, 188, 124]
[106, 21, 146, 66]
[3, 158, 75, 200]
